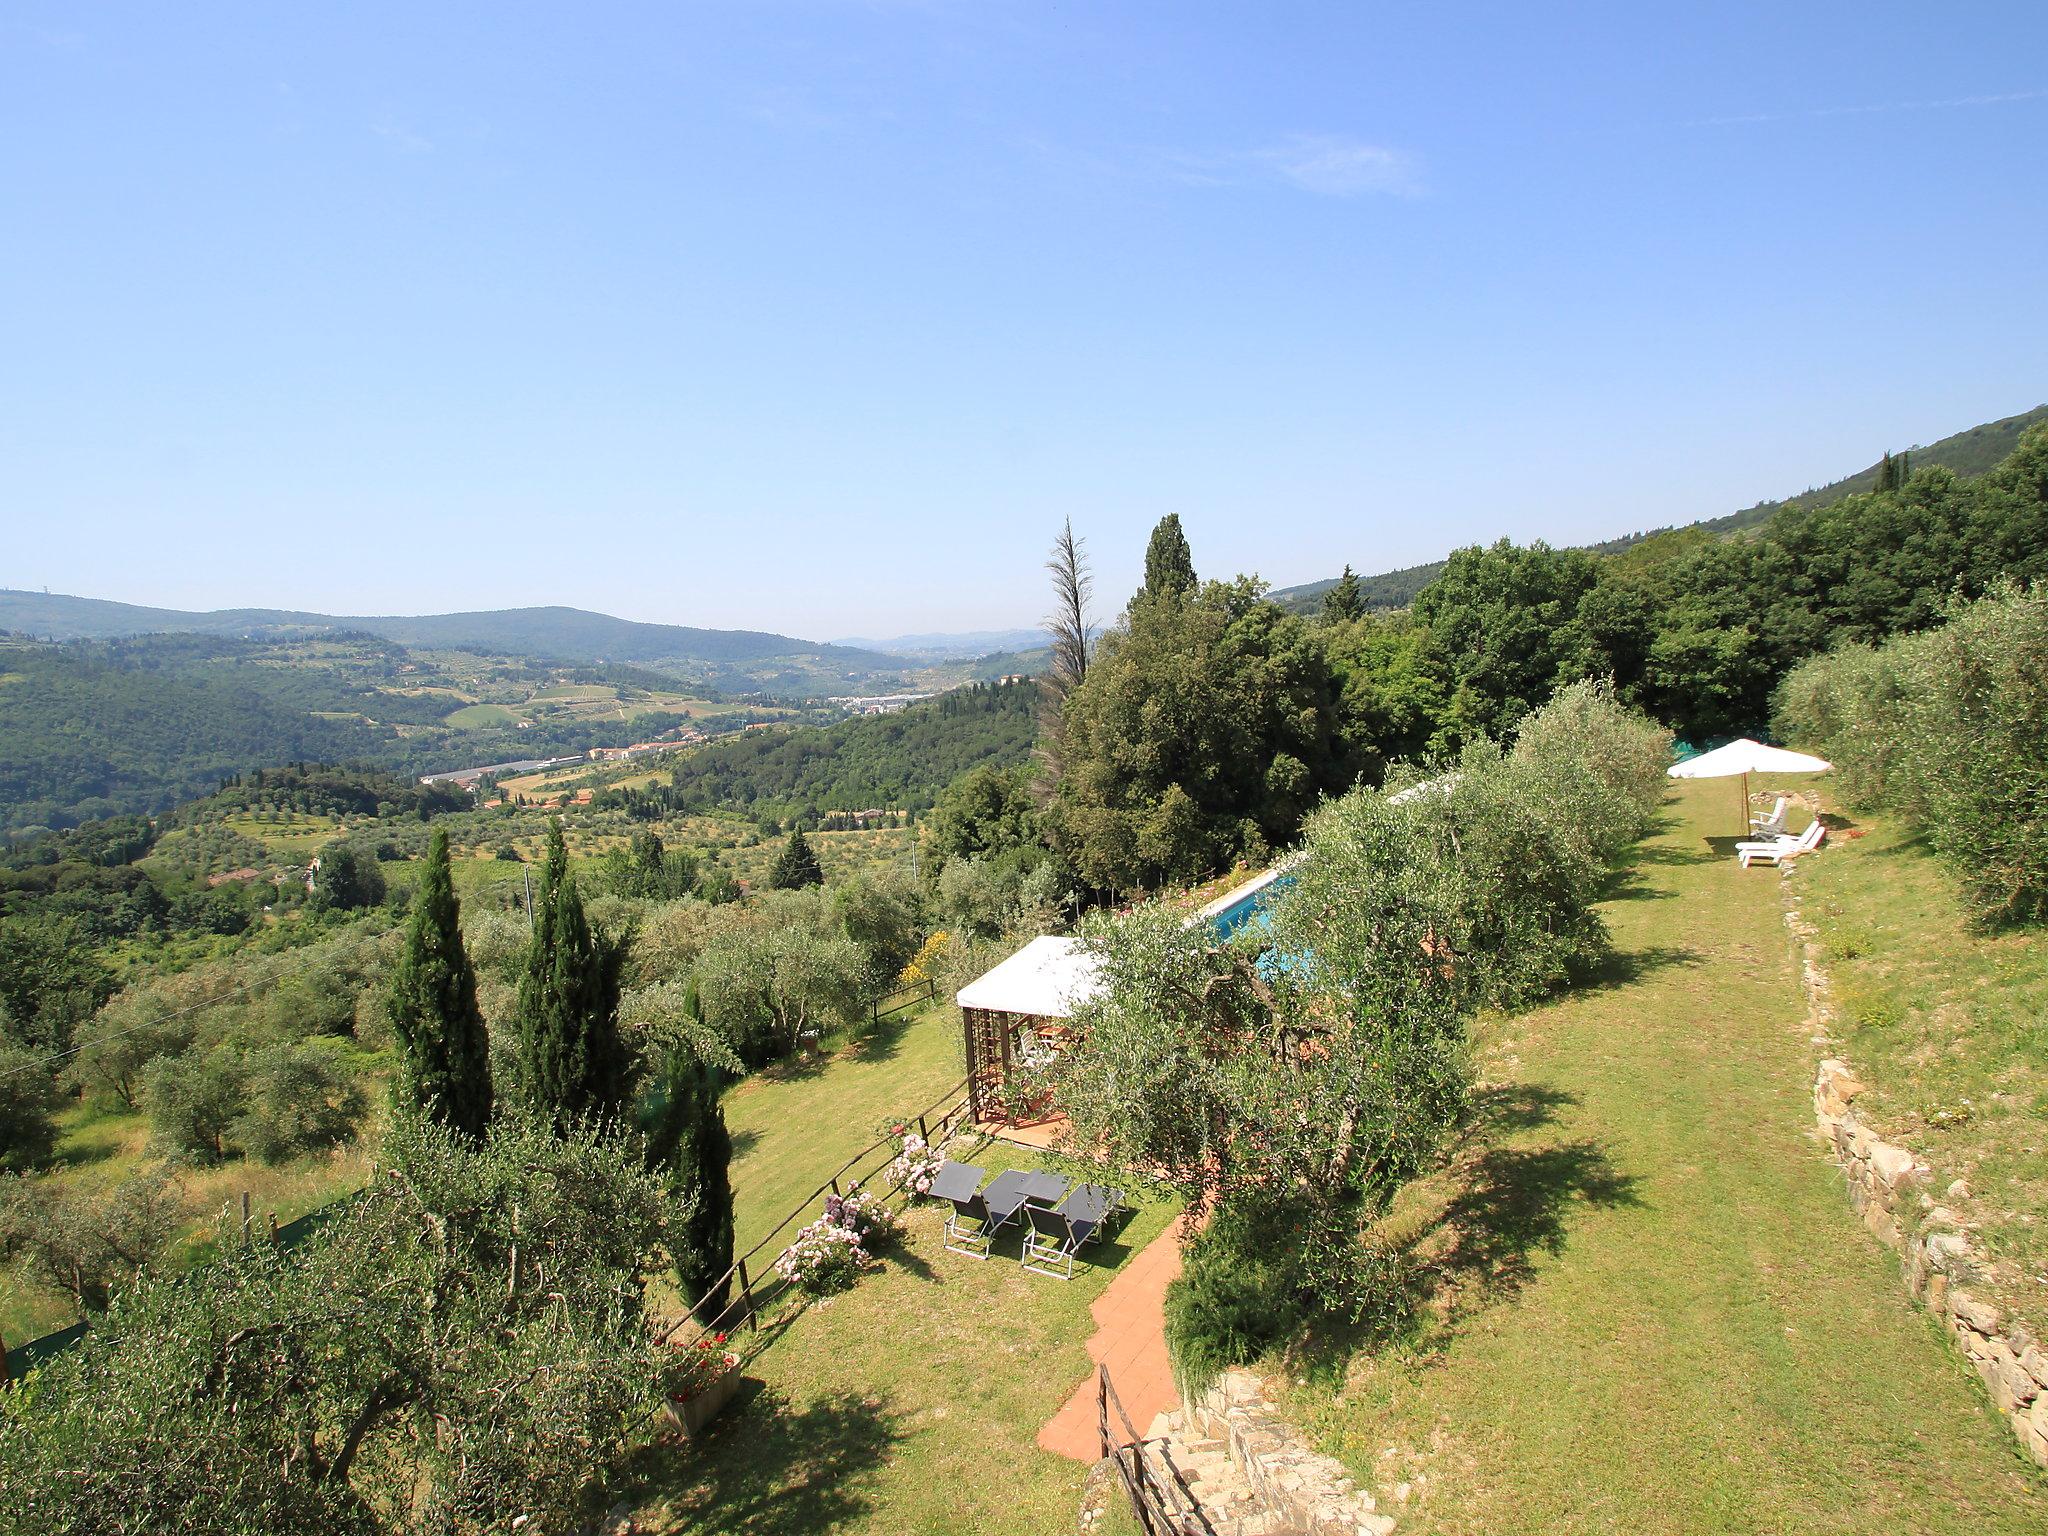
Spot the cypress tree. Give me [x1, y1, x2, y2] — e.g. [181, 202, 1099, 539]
[1322, 564, 1365, 623]
[514, 820, 631, 1130]
[640, 1034, 736, 1323]
[768, 827, 824, 890]
[388, 828, 493, 1137]
[1137, 513, 1198, 606]
[1876, 450, 1898, 493]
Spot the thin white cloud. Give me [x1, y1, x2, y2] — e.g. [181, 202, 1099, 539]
[1689, 88, 2045, 128]
[1252, 134, 1420, 196]
[370, 114, 433, 154]
[1169, 134, 1423, 198]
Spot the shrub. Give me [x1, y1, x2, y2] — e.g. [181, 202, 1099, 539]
[884, 1131, 944, 1199]
[143, 1047, 246, 1162]
[0, 1040, 61, 1172]
[1511, 676, 1674, 863]
[0, 1168, 183, 1314]
[694, 925, 865, 1067]
[1773, 583, 2048, 926]
[1164, 1202, 1308, 1388]
[233, 1040, 369, 1164]
[1773, 641, 1914, 814]
[775, 1214, 871, 1295]
[823, 1185, 897, 1253]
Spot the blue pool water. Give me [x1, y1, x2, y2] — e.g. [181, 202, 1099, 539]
[1207, 872, 1296, 941]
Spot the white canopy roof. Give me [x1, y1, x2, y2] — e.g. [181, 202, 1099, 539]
[955, 935, 1104, 1019]
[1667, 738, 1831, 779]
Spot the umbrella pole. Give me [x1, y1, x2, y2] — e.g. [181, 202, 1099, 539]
[1740, 771, 1749, 837]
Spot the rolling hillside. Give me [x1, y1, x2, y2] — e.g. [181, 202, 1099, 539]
[0, 594, 897, 674]
[1271, 403, 2048, 614]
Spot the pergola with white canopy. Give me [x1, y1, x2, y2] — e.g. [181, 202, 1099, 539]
[954, 936, 1105, 1121]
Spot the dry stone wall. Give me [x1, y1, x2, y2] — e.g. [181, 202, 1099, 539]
[1791, 881, 2048, 1469]
[1129, 1369, 1395, 1536]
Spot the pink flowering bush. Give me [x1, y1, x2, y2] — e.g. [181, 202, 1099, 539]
[885, 1132, 944, 1199]
[775, 1217, 869, 1295]
[824, 1186, 898, 1252]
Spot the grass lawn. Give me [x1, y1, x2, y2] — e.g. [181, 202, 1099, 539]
[1274, 777, 2043, 1533]
[721, 1001, 966, 1253]
[621, 1140, 1177, 1536]
[2, 1085, 382, 1345]
[444, 701, 520, 728]
[1792, 800, 2048, 1335]
[620, 999, 1179, 1534]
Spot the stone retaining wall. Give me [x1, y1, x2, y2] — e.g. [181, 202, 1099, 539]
[1163, 1368, 1395, 1536]
[1793, 898, 2048, 1469]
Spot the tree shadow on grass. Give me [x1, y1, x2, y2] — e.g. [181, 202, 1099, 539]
[1582, 943, 1706, 990]
[622, 1384, 903, 1536]
[1629, 839, 1716, 868]
[1292, 1123, 1642, 1382]
[843, 1002, 924, 1066]
[1424, 1140, 1643, 1321]
[1599, 866, 1678, 903]
[726, 1128, 760, 1160]
[1466, 1081, 1577, 1136]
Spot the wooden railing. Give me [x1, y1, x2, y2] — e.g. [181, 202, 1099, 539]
[655, 1075, 976, 1350]
[1097, 1362, 1216, 1536]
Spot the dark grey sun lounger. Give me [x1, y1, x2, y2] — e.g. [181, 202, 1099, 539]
[933, 1161, 991, 1258]
[974, 1168, 1070, 1251]
[1021, 1183, 1126, 1280]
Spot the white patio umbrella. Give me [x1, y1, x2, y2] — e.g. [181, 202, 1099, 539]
[1667, 738, 1832, 835]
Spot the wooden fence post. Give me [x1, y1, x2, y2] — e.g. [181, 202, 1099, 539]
[736, 1259, 756, 1332]
[240, 1191, 252, 1244]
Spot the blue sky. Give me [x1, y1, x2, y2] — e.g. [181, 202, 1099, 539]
[4, 4, 2044, 640]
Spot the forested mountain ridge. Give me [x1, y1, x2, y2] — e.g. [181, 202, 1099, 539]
[0, 593, 897, 672]
[1269, 403, 2048, 613]
[597, 678, 1041, 822]
[0, 633, 781, 833]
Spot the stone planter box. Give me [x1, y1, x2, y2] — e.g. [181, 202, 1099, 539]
[666, 1352, 742, 1438]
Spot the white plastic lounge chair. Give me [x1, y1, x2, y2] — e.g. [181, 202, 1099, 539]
[1749, 797, 1789, 838]
[1736, 819, 1825, 869]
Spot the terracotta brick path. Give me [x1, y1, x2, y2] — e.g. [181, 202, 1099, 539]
[1035, 1213, 1189, 1461]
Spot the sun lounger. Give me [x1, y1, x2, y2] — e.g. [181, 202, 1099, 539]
[933, 1162, 992, 1258]
[1736, 818, 1825, 868]
[1749, 796, 1789, 838]
[1020, 1183, 1126, 1280]
[974, 1168, 1071, 1250]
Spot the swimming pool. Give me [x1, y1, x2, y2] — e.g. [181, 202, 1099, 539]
[1204, 871, 1297, 940]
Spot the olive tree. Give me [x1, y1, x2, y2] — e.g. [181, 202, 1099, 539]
[0, 1112, 676, 1534]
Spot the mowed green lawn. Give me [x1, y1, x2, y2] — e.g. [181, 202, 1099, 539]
[1279, 777, 2042, 1533]
[623, 1143, 1176, 1536]
[621, 1000, 1180, 1535]
[721, 1000, 966, 1253]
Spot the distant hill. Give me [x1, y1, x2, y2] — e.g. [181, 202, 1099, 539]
[1270, 403, 2048, 614]
[0, 593, 897, 672]
[834, 626, 1051, 658]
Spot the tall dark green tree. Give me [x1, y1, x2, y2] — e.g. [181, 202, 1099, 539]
[1136, 514, 1197, 606]
[388, 828, 493, 1138]
[1876, 450, 1899, 492]
[639, 1030, 735, 1324]
[767, 826, 824, 890]
[514, 821, 631, 1130]
[1322, 564, 1365, 623]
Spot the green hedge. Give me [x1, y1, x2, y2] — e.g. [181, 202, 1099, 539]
[1775, 583, 2048, 926]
